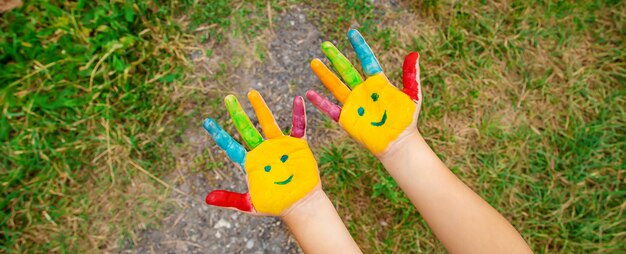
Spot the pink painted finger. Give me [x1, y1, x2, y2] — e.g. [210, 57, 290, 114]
[206, 190, 253, 212]
[290, 96, 307, 138]
[306, 90, 341, 122]
[402, 52, 421, 102]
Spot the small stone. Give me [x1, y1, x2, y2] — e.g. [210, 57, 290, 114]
[230, 213, 239, 220]
[190, 50, 203, 60]
[246, 239, 255, 249]
[214, 218, 231, 229]
[380, 221, 388, 227]
[215, 231, 222, 238]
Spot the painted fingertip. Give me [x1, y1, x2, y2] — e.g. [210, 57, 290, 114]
[321, 41, 343, 60]
[305, 90, 316, 100]
[247, 89, 260, 100]
[306, 90, 341, 122]
[293, 95, 305, 108]
[248, 89, 283, 139]
[404, 52, 420, 63]
[310, 58, 324, 69]
[224, 95, 239, 109]
[320, 41, 363, 88]
[223, 94, 264, 148]
[321, 41, 335, 52]
[224, 94, 236, 102]
[291, 96, 306, 138]
[205, 190, 254, 212]
[348, 29, 382, 76]
[347, 29, 361, 40]
[202, 118, 218, 133]
[402, 52, 421, 102]
[247, 89, 263, 106]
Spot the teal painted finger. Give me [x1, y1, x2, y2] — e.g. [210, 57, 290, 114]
[321, 41, 363, 89]
[224, 95, 264, 149]
[202, 118, 247, 171]
[348, 29, 382, 76]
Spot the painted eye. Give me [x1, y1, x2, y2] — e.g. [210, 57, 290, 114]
[357, 107, 364, 116]
[264, 165, 271, 172]
[280, 154, 289, 163]
[371, 93, 379, 102]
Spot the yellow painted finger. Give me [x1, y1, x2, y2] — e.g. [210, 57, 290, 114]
[248, 90, 283, 139]
[310, 58, 351, 104]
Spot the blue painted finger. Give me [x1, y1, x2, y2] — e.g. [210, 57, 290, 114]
[348, 29, 383, 76]
[203, 118, 247, 171]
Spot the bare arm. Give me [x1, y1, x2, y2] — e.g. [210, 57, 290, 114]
[283, 188, 361, 254]
[306, 29, 531, 253]
[380, 132, 532, 254]
[202, 93, 360, 253]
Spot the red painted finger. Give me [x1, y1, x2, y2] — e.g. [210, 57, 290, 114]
[402, 52, 421, 102]
[206, 190, 253, 212]
[290, 96, 307, 138]
[306, 90, 341, 122]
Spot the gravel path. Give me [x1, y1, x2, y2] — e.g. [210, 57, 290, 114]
[125, 6, 331, 254]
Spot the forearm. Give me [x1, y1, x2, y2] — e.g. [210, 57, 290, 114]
[282, 188, 361, 254]
[381, 132, 532, 254]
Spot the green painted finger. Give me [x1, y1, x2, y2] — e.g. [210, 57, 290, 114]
[321, 41, 363, 89]
[224, 95, 264, 149]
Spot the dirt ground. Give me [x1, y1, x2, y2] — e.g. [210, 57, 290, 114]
[124, 6, 332, 254]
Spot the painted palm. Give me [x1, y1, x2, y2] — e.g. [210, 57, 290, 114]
[307, 29, 423, 156]
[202, 91, 319, 216]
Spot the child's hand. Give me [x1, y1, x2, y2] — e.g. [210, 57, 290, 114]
[306, 29, 422, 156]
[202, 91, 320, 216]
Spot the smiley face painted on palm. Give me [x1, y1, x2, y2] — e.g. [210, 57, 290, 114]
[307, 29, 422, 156]
[339, 74, 416, 154]
[245, 136, 319, 215]
[203, 92, 320, 216]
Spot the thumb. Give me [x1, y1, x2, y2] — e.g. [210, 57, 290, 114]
[206, 190, 254, 213]
[401, 52, 421, 102]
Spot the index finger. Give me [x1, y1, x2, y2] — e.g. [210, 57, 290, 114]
[202, 118, 246, 170]
[348, 29, 383, 76]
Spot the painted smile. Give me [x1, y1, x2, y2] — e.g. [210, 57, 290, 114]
[370, 110, 387, 126]
[274, 174, 294, 185]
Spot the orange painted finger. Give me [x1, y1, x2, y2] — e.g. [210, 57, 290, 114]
[310, 58, 351, 104]
[247, 90, 283, 139]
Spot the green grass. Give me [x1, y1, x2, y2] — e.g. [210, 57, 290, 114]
[2, 0, 625, 253]
[310, 0, 625, 253]
[0, 0, 274, 252]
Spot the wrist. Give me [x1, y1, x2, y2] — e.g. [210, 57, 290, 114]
[280, 186, 361, 253]
[281, 185, 327, 222]
[379, 130, 429, 170]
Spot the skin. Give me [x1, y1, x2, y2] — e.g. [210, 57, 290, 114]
[381, 132, 533, 254]
[202, 91, 360, 253]
[308, 29, 533, 253]
[283, 188, 361, 254]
